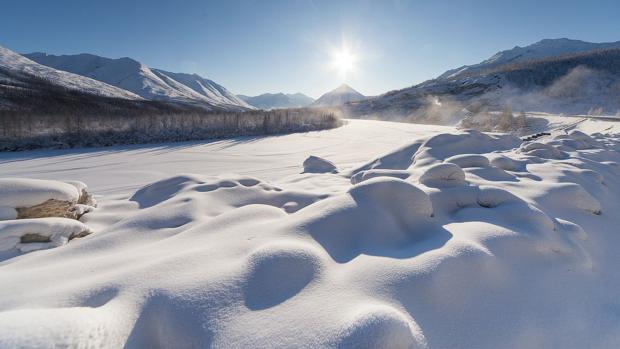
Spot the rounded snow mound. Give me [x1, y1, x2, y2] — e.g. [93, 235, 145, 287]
[445, 154, 490, 168]
[302, 155, 338, 173]
[419, 163, 467, 188]
[476, 186, 520, 208]
[489, 155, 518, 171]
[335, 305, 426, 349]
[302, 177, 435, 262]
[551, 131, 600, 150]
[129, 174, 311, 213]
[130, 174, 207, 208]
[537, 183, 602, 215]
[243, 242, 323, 310]
[412, 130, 520, 168]
[348, 177, 433, 220]
[520, 142, 568, 160]
[350, 169, 410, 185]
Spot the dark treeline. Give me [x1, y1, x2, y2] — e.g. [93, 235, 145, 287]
[0, 68, 342, 151]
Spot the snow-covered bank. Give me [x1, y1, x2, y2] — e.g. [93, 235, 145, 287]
[1, 118, 620, 348]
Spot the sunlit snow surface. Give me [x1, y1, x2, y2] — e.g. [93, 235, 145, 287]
[1, 118, 620, 348]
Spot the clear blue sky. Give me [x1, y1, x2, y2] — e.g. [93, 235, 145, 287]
[2, 0, 619, 98]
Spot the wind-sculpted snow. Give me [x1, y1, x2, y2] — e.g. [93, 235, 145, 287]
[1, 126, 620, 348]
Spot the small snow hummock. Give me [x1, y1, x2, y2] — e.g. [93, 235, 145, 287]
[419, 163, 467, 188]
[302, 155, 338, 173]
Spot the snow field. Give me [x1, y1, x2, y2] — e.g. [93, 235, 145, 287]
[1, 120, 620, 348]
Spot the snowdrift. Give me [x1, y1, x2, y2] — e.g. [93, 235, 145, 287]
[1, 127, 620, 348]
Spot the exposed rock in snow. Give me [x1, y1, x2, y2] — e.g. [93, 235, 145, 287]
[0, 179, 96, 253]
[0, 217, 92, 252]
[0, 178, 95, 220]
[302, 155, 338, 173]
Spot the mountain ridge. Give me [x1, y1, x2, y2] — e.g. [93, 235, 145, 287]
[0, 46, 142, 101]
[24, 52, 252, 111]
[347, 38, 620, 119]
[438, 38, 620, 80]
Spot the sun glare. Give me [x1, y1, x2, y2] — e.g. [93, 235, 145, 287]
[330, 46, 358, 78]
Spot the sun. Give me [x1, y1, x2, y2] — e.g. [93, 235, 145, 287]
[330, 46, 358, 78]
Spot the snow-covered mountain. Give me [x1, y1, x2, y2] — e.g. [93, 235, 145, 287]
[347, 39, 620, 119]
[238, 92, 314, 109]
[0, 45, 141, 100]
[438, 38, 620, 80]
[312, 84, 365, 107]
[24, 52, 253, 111]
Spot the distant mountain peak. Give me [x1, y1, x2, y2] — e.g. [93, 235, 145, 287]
[334, 83, 356, 92]
[237, 92, 315, 110]
[311, 84, 365, 107]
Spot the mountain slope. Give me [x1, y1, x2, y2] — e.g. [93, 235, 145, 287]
[238, 92, 314, 109]
[24, 52, 251, 111]
[152, 69, 253, 110]
[0, 46, 141, 100]
[348, 39, 620, 119]
[439, 38, 620, 80]
[312, 84, 365, 107]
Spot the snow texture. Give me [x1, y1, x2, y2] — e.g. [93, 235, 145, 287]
[1, 118, 620, 348]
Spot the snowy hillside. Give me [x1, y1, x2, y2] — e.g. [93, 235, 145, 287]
[348, 40, 620, 120]
[238, 92, 315, 109]
[25, 52, 252, 111]
[0, 45, 141, 100]
[438, 38, 620, 80]
[1, 117, 620, 348]
[152, 69, 253, 110]
[312, 84, 366, 107]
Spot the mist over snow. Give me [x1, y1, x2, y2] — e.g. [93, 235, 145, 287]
[347, 39, 620, 123]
